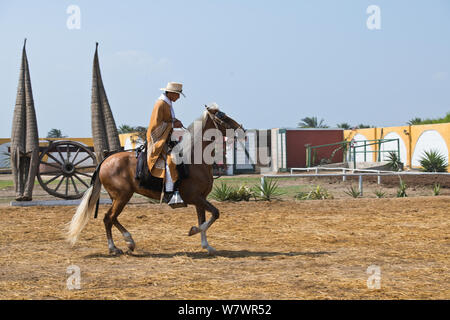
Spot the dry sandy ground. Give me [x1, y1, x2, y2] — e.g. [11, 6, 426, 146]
[2, 173, 449, 205]
[0, 197, 449, 300]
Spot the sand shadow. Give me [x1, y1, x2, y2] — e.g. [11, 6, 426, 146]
[84, 249, 335, 260]
[83, 252, 126, 259]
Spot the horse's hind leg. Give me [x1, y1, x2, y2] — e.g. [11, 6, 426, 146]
[104, 195, 132, 255]
[112, 213, 135, 252]
[189, 201, 219, 255]
[104, 206, 122, 255]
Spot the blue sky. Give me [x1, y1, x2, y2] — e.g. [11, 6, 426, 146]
[1, 0, 449, 137]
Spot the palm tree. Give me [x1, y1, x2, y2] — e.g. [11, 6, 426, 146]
[357, 124, 372, 129]
[47, 128, 66, 138]
[133, 126, 148, 141]
[117, 124, 135, 134]
[298, 116, 328, 128]
[337, 123, 351, 129]
[408, 118, 422, 125]
[118, 125, 147, 140]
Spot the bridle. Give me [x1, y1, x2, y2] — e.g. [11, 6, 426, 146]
[204, 105, 243, 131]
[204, 106, 244, 179]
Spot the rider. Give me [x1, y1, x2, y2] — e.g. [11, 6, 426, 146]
[146, 82, 185, 207]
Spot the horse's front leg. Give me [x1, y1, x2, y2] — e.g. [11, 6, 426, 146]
[189, 200, 219, 255]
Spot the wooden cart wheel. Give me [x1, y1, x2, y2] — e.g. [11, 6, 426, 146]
[37, 141, 98, 200]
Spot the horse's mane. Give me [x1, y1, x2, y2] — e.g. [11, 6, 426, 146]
[186, 103, 219, 131]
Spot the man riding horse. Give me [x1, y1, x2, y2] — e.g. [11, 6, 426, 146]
[146, 82, 185, 206]
[67, 89, 244, 255]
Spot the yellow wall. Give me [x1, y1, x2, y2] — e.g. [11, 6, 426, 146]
[344, 123, 450, 172]
[0, 136, 133, 168]
[118, 133, 141, 150]
[0, 136, 134, 148]
[344, 127, 380, 162]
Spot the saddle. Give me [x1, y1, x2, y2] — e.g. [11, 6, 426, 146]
[135, 141, 189, 192]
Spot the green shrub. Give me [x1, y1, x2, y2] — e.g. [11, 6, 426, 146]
[408, 112, 450, 125]
[295, 186, 333, 200]
[229, 185, 254, 201]
[211, 183, 255, 202]
[419, 150, 448, 172]
[295, 191, 310, 200]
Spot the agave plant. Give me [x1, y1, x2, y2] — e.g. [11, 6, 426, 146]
[344, 185, 361, 198]
[296, 186, 333, 200]
[432, 183, 441, 196]
[386, 151, 403, 171]
[374, 189, 386, 198]
[419, 150, 448, 172]
[210, 183, 255, 202]
[237, 185, 255, 201]
[253, 179, 284, 201]
[210, 182, 234, 201]
[294, 191, 310, 200]
[397, 179, 408, 198]
[228, 185, 255, 201]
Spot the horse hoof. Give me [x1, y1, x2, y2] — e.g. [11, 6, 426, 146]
[109, 248, 123, 256]
[207, 246, 217, 256]
[126, 242, 136, 252]
[188, 226, 200, 236]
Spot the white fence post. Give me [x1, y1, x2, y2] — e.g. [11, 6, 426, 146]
[359, 175, 363, 196]
[260, 176, 265, 196]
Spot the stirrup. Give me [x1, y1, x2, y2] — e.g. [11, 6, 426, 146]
[168, 190, 187, 209]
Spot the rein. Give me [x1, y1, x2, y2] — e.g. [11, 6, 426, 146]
[205, 107, 234, 130]
[205, 108, 251, 179]
[204, 107, 234, 180]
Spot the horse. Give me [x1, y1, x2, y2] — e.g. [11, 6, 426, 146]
[67, 106, 243, 255]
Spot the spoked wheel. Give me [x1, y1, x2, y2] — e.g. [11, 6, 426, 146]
[37, 141, 98, 199]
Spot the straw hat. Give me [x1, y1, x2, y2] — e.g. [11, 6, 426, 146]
[160, 82, 185, 97]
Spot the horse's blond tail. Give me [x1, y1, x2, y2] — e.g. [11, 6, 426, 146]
[66, 174, 102, 246]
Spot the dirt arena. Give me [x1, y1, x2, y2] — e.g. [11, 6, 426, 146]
[0, 196, 449, 299]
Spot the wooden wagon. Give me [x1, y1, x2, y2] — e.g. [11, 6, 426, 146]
[8, 140, 99, 200]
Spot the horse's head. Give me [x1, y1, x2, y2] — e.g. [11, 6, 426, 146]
[204, 104, 245, 135]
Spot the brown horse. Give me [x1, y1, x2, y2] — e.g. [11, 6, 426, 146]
[67, 106, 243, 255]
